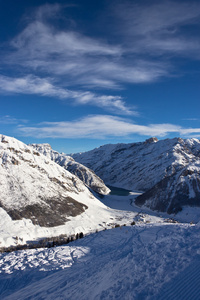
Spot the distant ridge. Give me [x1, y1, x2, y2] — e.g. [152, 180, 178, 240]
[29, 143, 110, 195]
[72, 137, 200, 214]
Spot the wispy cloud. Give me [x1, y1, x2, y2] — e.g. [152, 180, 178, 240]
[1, 2, 200, 118]
[115, 1, 200, 34]
[0, 115, 27, 124]
[113, 1, 200, 57]
[182, 118, 199, 121]
[0, 75, 135, 115]
[179, 128, 200, 135]
[11, 21, 121, 58]
[17, 115, 200, 139]
[1, 3, 171, 93]
[1, 2, 200, 94]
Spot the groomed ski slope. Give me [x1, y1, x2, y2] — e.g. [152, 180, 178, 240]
[1, 221, 200, 300]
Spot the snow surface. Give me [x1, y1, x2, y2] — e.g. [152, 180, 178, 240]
[0, 190, 139, 249]
[72, 137, 200, 214]
[1, 222, 200, 300]
[29, 143, 110, 195]
[1, 190, 200, 299]
[0, 134, 136, 249]
[1, 135, 200, 299]
[72, 137, 200, 191]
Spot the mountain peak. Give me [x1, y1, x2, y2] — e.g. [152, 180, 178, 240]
[145, 137, 158, 144]
[30, 143, 52, 149]
[29, 143, 110, 195]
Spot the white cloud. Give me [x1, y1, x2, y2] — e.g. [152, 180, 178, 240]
[180, 128, 200, 135]
[182, 118, 199, 121]
[1, 1, 200, 95]
[116, 1, 200, 35]
[113, 1, 200, 57]
[11, 21, 121, 57]
[0, 115, 27, 124]
[2, 3, 171, 92]
[0, 75, 135, 115]
[1, 2, 200, 120]
[0, 75, 69, 97]
[17, 115, 200, 139]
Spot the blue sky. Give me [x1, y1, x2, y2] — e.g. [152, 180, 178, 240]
[0, 0, 200, 153]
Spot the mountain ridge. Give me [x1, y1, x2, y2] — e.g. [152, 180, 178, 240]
[0, 134, 137, 250]
[72, 137, 200, 213]
[29, 143, 110, 195]
[0, 134, 91, 227]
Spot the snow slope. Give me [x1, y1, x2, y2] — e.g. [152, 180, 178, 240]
[0, 134, 135, 249]
[0, 136, 200, 300]
[0, 222, 199, 300]
[1, 134, 199, 299]
[72, 137, 200, 213]
[30, 143, 110, 195]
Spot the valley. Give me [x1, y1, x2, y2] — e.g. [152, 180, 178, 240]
[1, 134, 200, 299]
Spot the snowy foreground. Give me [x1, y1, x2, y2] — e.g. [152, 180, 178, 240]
[1, 223, 200, 300]
[1, 194, 200, 300]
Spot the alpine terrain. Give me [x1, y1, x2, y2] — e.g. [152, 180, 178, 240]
[72, 137, 200, 214]
[29, 143, 110, 195]
[1, 134, 200, 300]
[0, 134, 134, 251]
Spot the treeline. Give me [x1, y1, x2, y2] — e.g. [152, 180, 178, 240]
[0, 232, 84, 253]
[0, 221, 136, 253]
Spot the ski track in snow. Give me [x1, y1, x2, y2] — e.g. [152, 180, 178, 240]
[156, 259, 200, 300]
[1, 223, 200, 300]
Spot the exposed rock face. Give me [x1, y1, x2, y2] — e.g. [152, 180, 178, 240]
[2, 196, 87, 227]
[135, 169, 200, 214]
[72, 137, 200, 214]
[145, 137, 158, 144]
[29, 143, 110, 195]
[0, 134, 91, 227]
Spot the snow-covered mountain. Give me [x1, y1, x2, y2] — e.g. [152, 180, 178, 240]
[2, 134, 200, 299]
[0, 134, 132, 250]
[29, 143, 110, 195]
[72, 137, 200, 214]
[0, 134, 89, 227]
